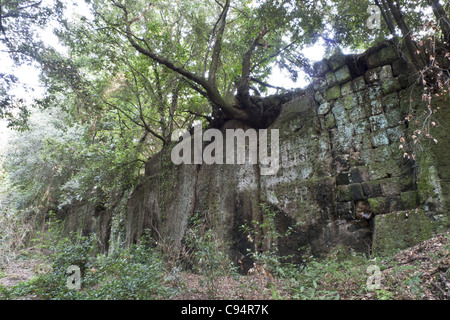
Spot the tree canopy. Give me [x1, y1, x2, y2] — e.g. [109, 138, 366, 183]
[1, 0, 449, 213]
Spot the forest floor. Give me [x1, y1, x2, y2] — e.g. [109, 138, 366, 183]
[0, 230, 449, 300]
[171, 230, 450, 300]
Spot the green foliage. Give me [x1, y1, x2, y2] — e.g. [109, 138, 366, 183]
[4, 107, 83, 212]
[183, 212, 237, 297]
[3, 232, 173, 300]
[0, 0, 64, 127]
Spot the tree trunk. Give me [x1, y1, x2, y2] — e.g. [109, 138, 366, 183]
[384, 0, 426, 70]
[428, 0, 450, 44]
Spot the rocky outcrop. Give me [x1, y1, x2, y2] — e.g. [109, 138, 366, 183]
[61, 40, 450, 267]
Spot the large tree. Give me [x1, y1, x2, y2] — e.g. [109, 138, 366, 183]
[0, 0, 64, 127]
[72, 0, 447, 129]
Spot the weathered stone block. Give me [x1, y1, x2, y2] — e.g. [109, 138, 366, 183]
[365, 68, 380, 83]
[385, 106, 402, 128]
[317, 102, 330, 115]
[369, 114, 388, 131]
[382, 92, 399, 109]
[353, 118, 370, 134]
[337, 183, 365, 202]
[335, 65, 352, 84]
[372, 209, 432, 256]
[353, 133, 372, 151]
[368, 196, 390, 214]
[401, 191, 419, 209]
[329, 50, 346, 70]
[349, 103, 369, 121]
[326, 71, 337, 86]
[367, 52, 380, 68]
[326, 85, 341, 101]
[369, 160, 402, 180]
[331, 100, 348, 126]
[336, 201, 355, 220]
[370, 99, 383, 115]
[382, 78, 401, 95]
[330, 126, 353, 153]
[324, 112, 336, 129]
[354, 89, 367, 105]
[379, 65, 393, 82]
[380, 177, 402, 196]
[340, 81, 353, 96]
[386, 125, 404, 143]
[314, 91, 326, 104]
[342, 94, 358, 110]
[349, 166, 369, 183]
[368, 85, 383, 100]
[389, 196, 406, 211]
[378, 45, 398, 65]
[362, 180, 383, 198]
[336, 172, 350, 185]
[313, 60, 330, 77]
[400, 174, 415, 192]
[370, 129, 390, 147]
[371, 145, 392, 162]
[352, 76, 366, 92]
[313, 77, 328, 91]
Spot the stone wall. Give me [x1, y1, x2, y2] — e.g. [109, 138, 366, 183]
[62, 41, 450, 266]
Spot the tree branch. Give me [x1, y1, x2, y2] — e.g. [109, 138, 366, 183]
[237, 25, 268, 109]
[114, 2, 249, 122]
[250, 77, 286, 91]
[208, 0, 230, 88]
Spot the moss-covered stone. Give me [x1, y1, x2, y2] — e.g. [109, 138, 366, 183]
[367, 52, 380, 68]
[342, 94, 358, 110]
[379, 65, 393, 82]
[400, 191, 419, 209]
[369, 99, 383, 115]
[368, 196, 391, 214]
[326, 84, 341, 101]
[369, 114, 388, 131]
[370, 129, 390, 147]
[380, 177, 402, 196]
[329, 50, 346, 70]
[372, 209, 432, 256]
[317, 102, 330, 115]
[335, 65, 352, 84]
[340, 81, 353, 96]
[382, 78, 401, 95]
[368, 159, 402, 180]
[325, 71, 337, 86]
[349, 166, 369, 183]
[336, 183, 364, 202]
[324, 112, 336, 129]
[378, 45, 398, 65]
[362, 180, 383, 198]
[336, 172, 350, 185]
[352, 76, 366, 92]
[313, 60, 330, 77]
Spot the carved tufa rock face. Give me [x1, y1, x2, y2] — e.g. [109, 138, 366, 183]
[61, 42, 449, 265]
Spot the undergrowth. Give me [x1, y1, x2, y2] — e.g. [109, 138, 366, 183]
[0, 211, 448, 300]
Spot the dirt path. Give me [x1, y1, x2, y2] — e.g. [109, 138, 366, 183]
[0, 258, 46, 300]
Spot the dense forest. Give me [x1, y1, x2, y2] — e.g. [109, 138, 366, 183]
[0, 0, 449, 301]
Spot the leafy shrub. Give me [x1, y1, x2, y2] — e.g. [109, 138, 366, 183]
[6, 232, 173, 300]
